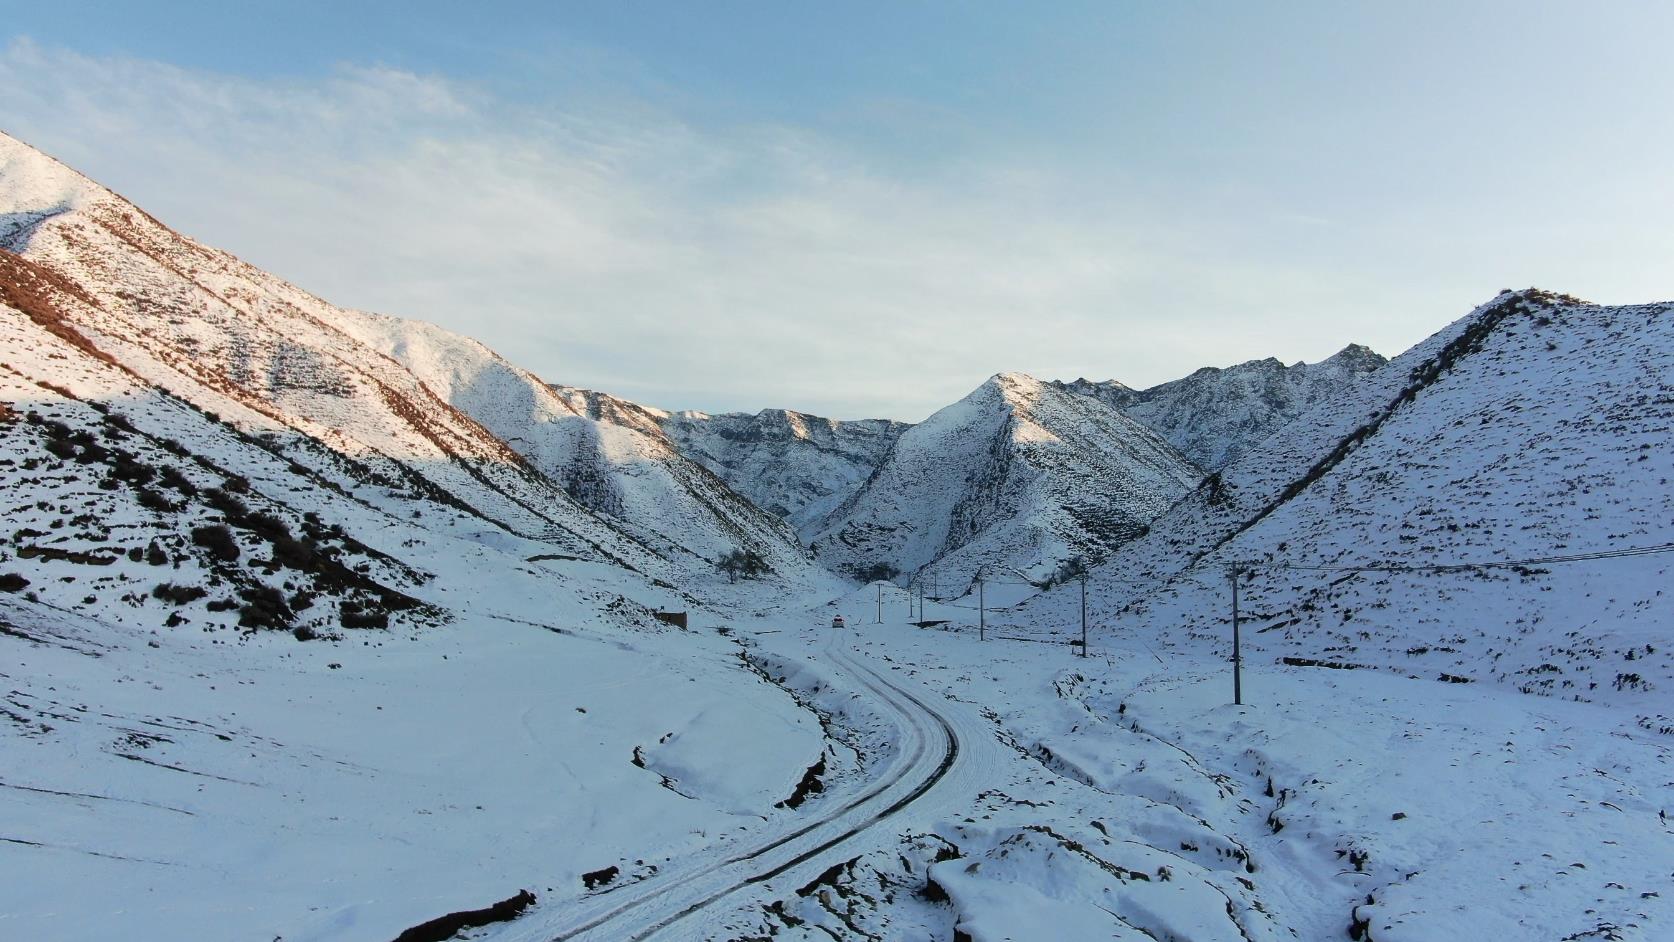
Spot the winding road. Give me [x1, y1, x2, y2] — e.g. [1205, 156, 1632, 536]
[495, 626, 987, 942]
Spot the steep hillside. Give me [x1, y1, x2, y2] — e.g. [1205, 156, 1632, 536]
[661, 409, 908, 537]
[0, 130, 660, 572]
[1058, 344, 1386, 469]
[1020, 290, 1674, 715]
[0, 134, 843, 941]
[807, 372, 1200, 586]
[0, 292, 441, 639]
[335, 311, 823, 584]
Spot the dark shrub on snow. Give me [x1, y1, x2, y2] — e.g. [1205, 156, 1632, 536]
[237, 585, 293, 630]
[151, 582, 207, 605]
[192, 524, 240, 562]
[339, 598, 389, 630]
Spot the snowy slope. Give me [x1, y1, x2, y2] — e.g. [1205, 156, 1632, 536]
[0, 132, 857, 939]
[808, 372, 1201, 586]
[0, 291, 442, 640]
[1020, 289, 1674, 715]
[1057, 344, 1387, 470]
[0, 130, 662, 571]
[334, 310, 823, 584]
[0, 223, 843, 940]
[661, 408, 908, 537]
[773, 600, 1674, 942]
[0, 543, 830, 942]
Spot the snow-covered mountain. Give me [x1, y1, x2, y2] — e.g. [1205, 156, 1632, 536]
[1021, 289, 1673, 711]
[335, 311, 822, 583]
[807, 372, 1201, 586]
[0, 267, 445, 638]
[7, 130, 1673, 942]
[1055, 344, 1387, 470]
[0, 131, 675, 576]
[661, 408, 908, 537]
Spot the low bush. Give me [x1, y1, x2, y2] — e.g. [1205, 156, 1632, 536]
[339, 598, 389, 629]
[271, 534, 317, 569]
[237, 585, 293, 630]
[203, 488, 249, 518]
[151, 582, 207, 605]
[157, 465, 196, 495]
[191, 524, 240, 563]
[135, 488, 174, 512]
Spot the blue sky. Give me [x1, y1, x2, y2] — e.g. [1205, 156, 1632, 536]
[4, 3, 1672, 419]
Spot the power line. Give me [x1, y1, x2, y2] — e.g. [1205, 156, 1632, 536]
[908, 540, 1674, 600]
[1241, 540, 1674, 575]
[1222, 538, 1674, 708]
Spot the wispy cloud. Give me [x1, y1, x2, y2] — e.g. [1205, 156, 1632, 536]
[0, 37, 1402, 420]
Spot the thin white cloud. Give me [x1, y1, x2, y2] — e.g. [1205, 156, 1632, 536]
[0, 37, 1414, 420]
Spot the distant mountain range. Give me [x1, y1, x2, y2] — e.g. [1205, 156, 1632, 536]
[1053, 343, 1387, 470]
[0, 128, 1405, 602]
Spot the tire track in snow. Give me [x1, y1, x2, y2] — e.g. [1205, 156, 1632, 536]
[529, 631, 963, 942]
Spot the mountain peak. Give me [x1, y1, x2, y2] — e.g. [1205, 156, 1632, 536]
[1322, 343, 1387, 371]
[0, 131, 107, 249]
[987, 369, 1041, 388]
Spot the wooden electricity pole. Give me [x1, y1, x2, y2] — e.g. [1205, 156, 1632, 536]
[1079, 573, 1088, 657]
[876, 582, 882, 623]
[1230, 564, 1243, 705]
[978, 578, 986, 642]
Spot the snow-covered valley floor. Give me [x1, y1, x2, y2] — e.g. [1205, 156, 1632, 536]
[784, 594, 1674, 942]
[4, 576, 1671, 941]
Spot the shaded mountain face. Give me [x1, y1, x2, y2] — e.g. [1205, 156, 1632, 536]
[1055, 344, 1388, 471]
[1022, 289, 1674, 708]
[660, 409, 909, 538]
[334, 311, 823, 584]
[807, 372, 1201, 586]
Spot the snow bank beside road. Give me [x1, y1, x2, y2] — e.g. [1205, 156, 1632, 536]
[0, 585, 827, 941]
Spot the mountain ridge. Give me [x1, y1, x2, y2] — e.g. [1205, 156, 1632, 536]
[808, 370, 1201, 585]
[1053, 343, 1388, 470]
[1014, 287, 1674, 709]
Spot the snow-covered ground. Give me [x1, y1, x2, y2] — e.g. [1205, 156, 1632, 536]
[5, 129, 1672, 942]
[743, 587, 1674, 942]
[7, 573, 1669, 941]
[1, 553, 830, 940]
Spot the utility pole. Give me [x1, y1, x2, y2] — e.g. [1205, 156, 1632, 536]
[1230, 564, 1243, 706]
[1079, 573, 1088, 657]
[978, 578, 986, 642]
[876, 582, 882, 623]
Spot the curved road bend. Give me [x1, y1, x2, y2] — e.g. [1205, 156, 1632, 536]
[494, 627, 989, 942]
